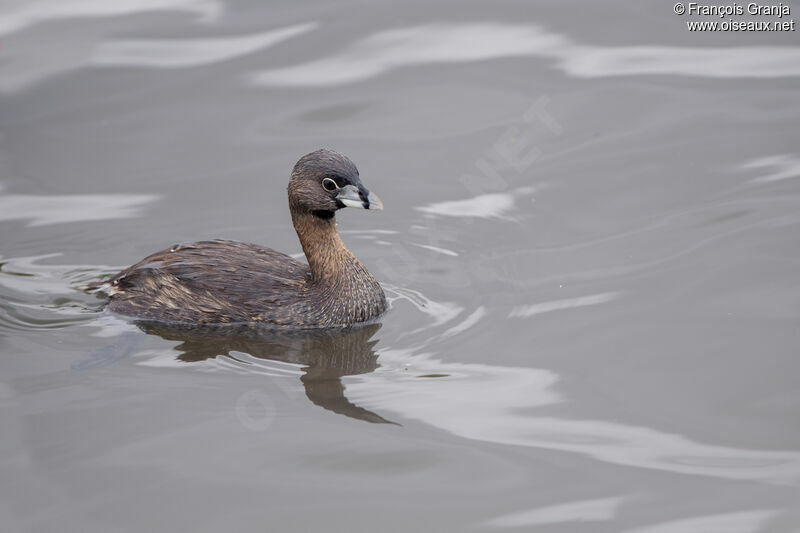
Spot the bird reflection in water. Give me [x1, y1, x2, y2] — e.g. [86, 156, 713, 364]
[138, 321, 396, 425]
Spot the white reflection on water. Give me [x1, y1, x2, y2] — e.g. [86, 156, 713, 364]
[0, 192, 158, 226]
[619, 510, 777, 533]
[563, 46, 800, 79]
[415, 192, 515, 219]
[0, 0, 221, 36]
[509, 292, 619, 318]
[87, 313, 142, 338]
[484, 496, 627, 528]
[410, 243, 459, 257]
[251, 24, 566, 86]
[440, 306, 485, 339]
[91, 23, 317, 68]
[252, 23, 800, 86]
[743, 154, 800, 184]
[346, 349, 800, 484]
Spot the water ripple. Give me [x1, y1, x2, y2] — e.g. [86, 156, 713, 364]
[619, 510, 778, 533]
[251, 23, 800, 87]
[346, 348, 800, 484]
[251, 24, 567, 86]
[744, 154, 800, 184]
[416, 192, 516, 219]
[384, 285, 463, 332]
[0, 0, 221, 37]
[0, 191, 158, 227]
[509, 292, 619, 318]
[91, 23, 316, 68]
[484, 496, 627, 528]
[0, 254, 112, 332]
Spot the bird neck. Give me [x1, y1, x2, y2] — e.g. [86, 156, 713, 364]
[291, 208, 355, 283]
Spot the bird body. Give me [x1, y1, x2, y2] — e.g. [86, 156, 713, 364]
[87, 150, 386, 328]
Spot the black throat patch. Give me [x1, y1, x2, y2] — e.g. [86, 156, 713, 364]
[311, 210, 335, 220]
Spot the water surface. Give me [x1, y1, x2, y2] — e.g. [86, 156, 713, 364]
[2, 1, 800, 531]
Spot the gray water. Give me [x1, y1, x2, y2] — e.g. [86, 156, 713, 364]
[2, 1, 800, 531]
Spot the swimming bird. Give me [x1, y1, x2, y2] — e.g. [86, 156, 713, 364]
[85, 149, 386, 327]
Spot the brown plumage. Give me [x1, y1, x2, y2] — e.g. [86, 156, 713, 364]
[86, 149, 387, 327]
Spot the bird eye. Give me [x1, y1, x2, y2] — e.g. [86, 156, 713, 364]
[322, 177, 339, 192]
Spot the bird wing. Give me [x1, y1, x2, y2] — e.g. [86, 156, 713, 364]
[107, 240, 310, 323]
